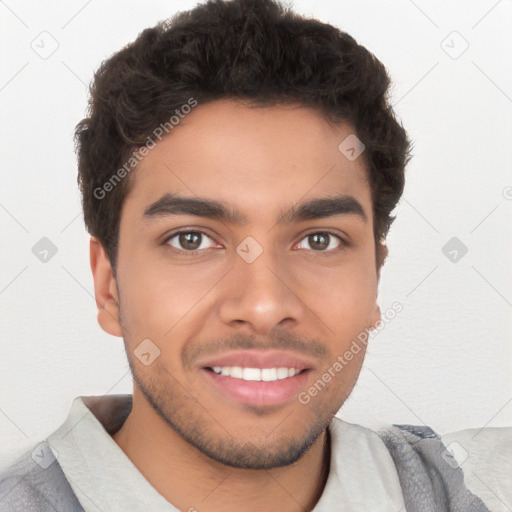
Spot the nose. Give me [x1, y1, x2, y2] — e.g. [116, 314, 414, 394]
[217, 242, 306, 335]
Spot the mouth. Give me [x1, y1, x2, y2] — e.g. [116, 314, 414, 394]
[200, 366, 312, 407]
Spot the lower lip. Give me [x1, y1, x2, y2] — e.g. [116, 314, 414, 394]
[200, 368, 311, 407]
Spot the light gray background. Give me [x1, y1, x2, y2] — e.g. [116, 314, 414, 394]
[1, 0, 511, 468]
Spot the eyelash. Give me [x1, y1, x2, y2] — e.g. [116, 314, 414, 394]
[162, 229, 348, 256]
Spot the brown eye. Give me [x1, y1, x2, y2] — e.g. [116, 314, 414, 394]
[166, 231, 215, 252]
[296, 232, 343, 252]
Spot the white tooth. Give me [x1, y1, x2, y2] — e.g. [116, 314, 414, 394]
[230, 366, 243, 379]
[243, 368, 261, 381]
[261, 368, 278, 382]
[277, 367, 289, 379]
[216, 367, 297, 380]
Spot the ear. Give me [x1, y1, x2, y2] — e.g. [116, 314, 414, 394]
[370, 303, 382, 330]
[375, 242, 388, 284]
[370, 241, 388, 328]
[89, 237, 123, 337]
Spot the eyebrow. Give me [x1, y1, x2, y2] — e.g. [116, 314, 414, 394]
[143, 193, 367, 224]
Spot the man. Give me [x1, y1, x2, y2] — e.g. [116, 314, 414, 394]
[1, 0, 510, 510]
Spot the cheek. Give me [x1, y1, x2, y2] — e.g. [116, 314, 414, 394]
[116, 249, 226, 342]
[292, 255, 378, 336]
[333, 269, 377, 331]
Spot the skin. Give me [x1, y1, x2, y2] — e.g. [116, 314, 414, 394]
[90, 99, 386, 512]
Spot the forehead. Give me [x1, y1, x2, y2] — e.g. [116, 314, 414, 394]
[123, 99, 372, 222]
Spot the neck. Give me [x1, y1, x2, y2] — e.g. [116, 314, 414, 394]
[112, 389, 331, 512]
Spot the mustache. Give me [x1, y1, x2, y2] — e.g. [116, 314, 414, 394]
[182, 329, 326, 370]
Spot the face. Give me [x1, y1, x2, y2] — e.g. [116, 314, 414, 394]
[92, 99, 383, 469]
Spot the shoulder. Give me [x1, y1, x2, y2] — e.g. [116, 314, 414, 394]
[441, 426, 512, 511]
[376, 423, 512, 512]
[0, 441, 84, 512]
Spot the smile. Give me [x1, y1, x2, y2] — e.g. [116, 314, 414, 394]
[201, 367, 311, 407]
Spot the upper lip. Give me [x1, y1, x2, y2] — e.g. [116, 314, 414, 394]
[198, 350, 315, 371]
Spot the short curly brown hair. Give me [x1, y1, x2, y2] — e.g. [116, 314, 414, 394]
[76, 0, 412, 272]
